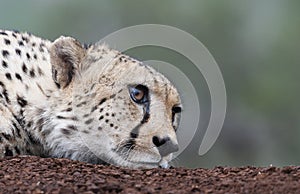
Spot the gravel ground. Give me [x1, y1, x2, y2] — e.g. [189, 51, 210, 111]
[0, 156, 299, 193]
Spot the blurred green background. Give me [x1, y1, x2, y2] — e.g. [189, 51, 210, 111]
[1, 0, 299, 168]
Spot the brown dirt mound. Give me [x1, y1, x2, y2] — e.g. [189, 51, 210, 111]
[0, 156, 299, 193]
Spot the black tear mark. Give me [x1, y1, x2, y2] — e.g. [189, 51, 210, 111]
[130, 130, 139, 138]
[129, 122, 143, 140]
[118, 101, 151, 155]
[128, 98, 151, 140]
[141, 102, 150, 124]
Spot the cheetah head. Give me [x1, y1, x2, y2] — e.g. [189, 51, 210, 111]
[49, 37, 182, 168]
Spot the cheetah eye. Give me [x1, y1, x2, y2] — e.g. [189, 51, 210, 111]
[172, 106, 182, 114]
[172, 106, 182, 122]
[129, 85, 149, 104]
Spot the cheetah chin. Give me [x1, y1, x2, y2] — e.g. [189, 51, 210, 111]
[0, 30, 182, 169]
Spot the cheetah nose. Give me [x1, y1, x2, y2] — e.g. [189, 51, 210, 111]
[152, 136, 179, 157]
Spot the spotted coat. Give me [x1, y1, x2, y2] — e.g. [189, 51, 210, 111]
[0, 30, 182, 169]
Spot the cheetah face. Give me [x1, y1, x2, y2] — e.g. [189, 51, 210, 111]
[50, 37, 182, 168]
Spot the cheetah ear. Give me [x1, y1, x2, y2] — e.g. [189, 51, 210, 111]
[50, 36, 86, 88]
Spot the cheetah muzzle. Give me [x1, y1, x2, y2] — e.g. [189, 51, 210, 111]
[0, 30, 182, 169]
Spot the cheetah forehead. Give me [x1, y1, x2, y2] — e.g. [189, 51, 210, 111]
[83, 44, 181, 104]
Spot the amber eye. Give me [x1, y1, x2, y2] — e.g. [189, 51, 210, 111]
[132, 89, 144, 101]
[129, 85, 149, 104]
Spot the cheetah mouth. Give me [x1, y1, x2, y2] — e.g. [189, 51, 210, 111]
[115, 153, 162, 167]
[129, 160, 159, 165]
[126, 160, 161, 168]
[126, 160, 171, 169]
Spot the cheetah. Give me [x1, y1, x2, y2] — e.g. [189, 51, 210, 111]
[0, 30, 182, 168]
